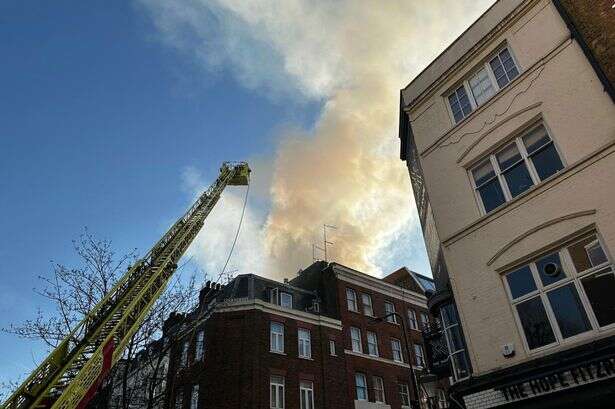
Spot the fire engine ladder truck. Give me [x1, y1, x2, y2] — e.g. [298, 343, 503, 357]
[2, 162, 251, 409]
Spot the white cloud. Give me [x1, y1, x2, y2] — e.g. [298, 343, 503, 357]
[182, 170, 274, 279]
[140, 0, 495, 279]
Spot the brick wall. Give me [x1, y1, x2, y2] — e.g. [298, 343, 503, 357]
[165, 266, 445, 409]
[167, 308, 348, 409]
[559, 0, 615, 91]
[336, 277, 432, 406]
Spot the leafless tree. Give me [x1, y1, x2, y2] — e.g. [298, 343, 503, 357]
[3, 229, 200, 409]
[0, 379, 22, 403]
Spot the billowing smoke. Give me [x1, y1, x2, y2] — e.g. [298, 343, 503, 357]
[139, 0, 494, 278]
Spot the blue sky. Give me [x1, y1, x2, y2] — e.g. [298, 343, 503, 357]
[0, 0, 494, 387]
[0, 0, 323, 382]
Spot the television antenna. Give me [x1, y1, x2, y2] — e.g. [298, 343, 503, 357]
[312, 224, 337, 262]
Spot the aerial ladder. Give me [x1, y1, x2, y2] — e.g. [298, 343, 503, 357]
[2, 162, 250, 409]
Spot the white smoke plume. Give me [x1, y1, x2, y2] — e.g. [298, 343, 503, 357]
[138, 0, 494, 278]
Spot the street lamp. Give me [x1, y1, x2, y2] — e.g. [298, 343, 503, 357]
[369, 312, 421, 409]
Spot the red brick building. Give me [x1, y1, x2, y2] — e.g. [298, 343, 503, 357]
[164, 261, 449, 409]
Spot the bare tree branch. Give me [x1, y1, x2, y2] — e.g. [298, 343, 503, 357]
[2, 228, 199, 408]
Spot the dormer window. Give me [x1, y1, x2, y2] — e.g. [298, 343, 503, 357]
[311, 299, 320, 313]
[270, 288, 279, 305]
[280, 292, 293, 309]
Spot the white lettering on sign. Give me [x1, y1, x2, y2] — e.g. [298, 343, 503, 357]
[464, 358, 615, 409]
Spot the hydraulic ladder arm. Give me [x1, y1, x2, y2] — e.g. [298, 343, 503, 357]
[2, 162, 250, 409]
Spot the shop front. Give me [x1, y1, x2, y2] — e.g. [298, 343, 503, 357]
[455, 336, 615, 409]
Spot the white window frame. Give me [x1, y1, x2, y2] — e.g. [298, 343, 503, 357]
[355, 373, 368, 401]
[367, 331, 379, 357]
[399, 383, 411, 407]
[446, 45, 521, 125]
[420, 313, 430, 330]
[469, 122, 564, 215]
[270, 375, 285, 409]
[280, 292, 293, 309]
[438, 390, 449, 408]
[414, 344, 425, 368]
[329, 339, 336, 356]
[391, 338, 404, 363]
[270, 288, 279, 305]
[270, 322, 285, 353]
[373, 376, 386, 403]
[489, 47, 521, 89]
[361, 293, 374, 316]
[468, 66, 496, 106]
[299, 381, 314, 409]
[440, 304, 470, 382]
[503, 233, 615, 354]
[408, 309, 418, 330]
[346, 288, 358, 312]
[585, 240, 607, 267]
[384, 301, 398, 324]
[190, 385, 199, 409]
[298, 328, 312, 359]
[180, 341, 189, 368]
[195, 330, 204, 361]
[175, 391, 183, 409]
[447, 85, 474, 124]
[350, 327, 363, 353]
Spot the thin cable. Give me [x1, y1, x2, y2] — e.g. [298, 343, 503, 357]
[175, 178, 251, 338]
[218, 179, 250, 279]
[164, 178, 251, 402]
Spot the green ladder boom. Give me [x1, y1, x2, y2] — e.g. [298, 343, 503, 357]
[3, 162, 250, 409]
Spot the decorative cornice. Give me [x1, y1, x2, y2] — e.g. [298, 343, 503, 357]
[404, 0, 540, 110]
[215, 298, 343, 330]
[331, 264, 427, 308]
[487, 210, 596, 266]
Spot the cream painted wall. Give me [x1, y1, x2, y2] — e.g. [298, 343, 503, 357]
[406, 0, 615, 376]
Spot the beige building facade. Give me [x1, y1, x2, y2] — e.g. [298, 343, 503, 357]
[399, 1, 615, 408]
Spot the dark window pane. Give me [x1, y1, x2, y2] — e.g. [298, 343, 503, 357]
[522, 125, 551, 154]
[445, 325, 465, 352]
[501, 49, 519, 80]
[478, 179, 506, 212]
[490, 57, 509, 88]
[547, 283, 591, 338]
[531, 144, 563, 180]
[506, 64, 519, 80]
[496, 143, 522, 170]
[516, 297, 556, 349]
[587, 242, 608, 267]
[503, 162, 534, 197]
[567, 236, 598, 273]
[441, 303, 459, 327]
[472, 160, 496, 186]
[499, 48, 512, 61]
[456, 87, 472, 116]
[506, 266, 537, 299]
[536, 253, 565, 286]
[489, 57, 502, 75]
[448, 94, 464, 123]
[582, 268, 615, 327]
[451, 352, 470, 379]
